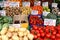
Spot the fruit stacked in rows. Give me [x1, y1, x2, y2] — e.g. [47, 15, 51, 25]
[30, 25, 60, 40]
[29, 15, 43, 26]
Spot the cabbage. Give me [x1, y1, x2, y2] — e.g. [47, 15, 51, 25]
[3, 23, 9, 28]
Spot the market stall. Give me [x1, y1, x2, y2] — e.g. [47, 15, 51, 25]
[0, 0, 60, 40]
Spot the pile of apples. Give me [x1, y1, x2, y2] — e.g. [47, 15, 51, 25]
[0, 27, 34, 40]
[30, 25, 60, 40]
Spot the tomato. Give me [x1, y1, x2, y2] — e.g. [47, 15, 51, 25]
[51, 35, 55, 39]
[37, 33, 40, 37]
[34, 35, 38, 39]
[33, 25, 38, 30]
[39, 29, 43, 33]
[56, 33, 60, 38]
[52, 31, 56, 35]
[40, 32, 45, 37]
[36, 30, 39, 33]
[30, 29, 35, 34]
[46, 33, 51, 38]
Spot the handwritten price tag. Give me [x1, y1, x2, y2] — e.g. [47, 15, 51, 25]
[12, 24, 21, 28]
[44, 19, 56, 26]
[9, 2, 19, 7]
[0, 10, 6, 16]
[22, 2, 30, 7]
[52, 3, 58, 7]
[4, 1, 10, 7]
[0, 2, 4, 7]
[31, 10, 38, 15]
[42, 2, 48, 7]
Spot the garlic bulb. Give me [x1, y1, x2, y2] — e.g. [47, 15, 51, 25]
[2, 35, 9, 40]
[28, 34, 34, 40]
[18, 32, 24, 37]
[23, 36, 28, 40]
[8, 27, 15, 32]
[1, 27, 7, 35]
[12, 35, 19, 40]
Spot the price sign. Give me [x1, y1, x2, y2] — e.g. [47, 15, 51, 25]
[22, 2, 30, 7]
[44, 19, 56, 26]
[12, 24, 21, 28]
[0, 10, 6, 16]
[31, 10, 38, 15]
[42, 2, 48, 7]
[9, 2, 19, 7]
[34, 1, 41, 6]
[43, 11, 50, 16]
[4, 1, 10, 7]
[52, 3, 58, 7]
[0, 2, 4, 7]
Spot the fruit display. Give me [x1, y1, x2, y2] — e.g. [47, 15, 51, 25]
[7, 0, 22, 6]
[0, 26, 34, 40]
[52, 7, 59, 15]
[4, 7, 21, 17]
[43, 7, 50, 12]
[43, 13, 57, 19]
[57, 15, 60, 25]
[0, 16, 12, 24]
[0, 0, 60, 40]
[32, 6, 43, 14]
[20, 7, 32, 15]
[30, 25, 60, 40]
[29, 15, 43, 26]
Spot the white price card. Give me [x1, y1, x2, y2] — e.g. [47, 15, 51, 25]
[34, 1, 41, 6]
[42, 2, 48, 7]
[52, 3, 58, 7]
[31, 10, 38, 15]
[12, 24, 21, 28]
[0, 10, 6, 16]
[9, 2, 19, 7]
[43, 11, 50, 16]
[0, 2, 4, 7]
[4, 1, 10, 7]
[44, 19, 56, 26]
[22, 2, 30, 7]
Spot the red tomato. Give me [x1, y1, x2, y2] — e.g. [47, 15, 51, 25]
[46, 33, 51, 38]
[37, 33, 40, 37]
[39, 29, 43, 33]
[40, 32, 45, 37]
[33, 25, 38, 30]
[51, 35, 55, 39]
[56, 33, 60, 38]
[30, 29, 35, 34]
[36, 30, 39, 33]
[34, 35, 38, 39]
[52, 31, 56, 35]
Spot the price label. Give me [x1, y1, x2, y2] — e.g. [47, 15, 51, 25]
[42, 2, 48, 7]
[43, 11, 50, 16]
[44, 19, 56, 26]
[0, 10, 6, 16]
[52, 3, 58, 7]
[0, 2, 4, 7]
[9, 2, 19, 7]
[34, 1, 41, 6]
[22, 2, 30, 7]
[12, 24, 21, 28]
[31, 10, 38, 15]
[4, 1, 10, 7]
